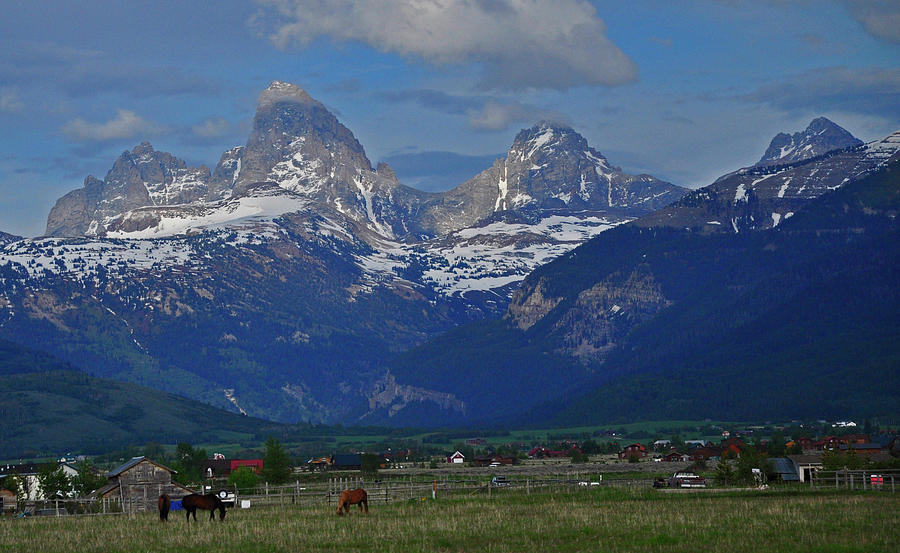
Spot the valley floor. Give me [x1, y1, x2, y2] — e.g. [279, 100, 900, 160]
[1, 487, 896, 552]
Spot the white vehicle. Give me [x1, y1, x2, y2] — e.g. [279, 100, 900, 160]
[217, 489, 236, 506]
[666, 472, 706, 488]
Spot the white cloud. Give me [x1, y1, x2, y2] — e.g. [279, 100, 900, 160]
[0, 88, 25, 112]
[467, 100, 568, 131]
[192, 117, 232, 138]
[61, 109, 165, 142]
[254, 0, 637, 90]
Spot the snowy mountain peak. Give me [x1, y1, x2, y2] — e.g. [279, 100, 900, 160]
[258, 81, 318, 108]
[757, 117, 863, 167]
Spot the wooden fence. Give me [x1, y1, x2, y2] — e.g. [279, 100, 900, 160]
[810, 470, 899, 492]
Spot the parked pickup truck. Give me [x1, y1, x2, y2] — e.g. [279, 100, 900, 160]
[666, 472, 706, 488]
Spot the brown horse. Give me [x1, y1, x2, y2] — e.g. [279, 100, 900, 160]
[182, 493, 226, 521]
[336, 488, 368, 516]
[158, 494, 171, 521]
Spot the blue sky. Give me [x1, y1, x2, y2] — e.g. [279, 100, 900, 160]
[1, 0, 898, 237]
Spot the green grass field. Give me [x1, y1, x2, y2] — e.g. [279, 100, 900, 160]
[1, 488, 897, 552]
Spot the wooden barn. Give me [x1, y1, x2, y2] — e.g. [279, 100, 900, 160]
[96, 456, 194, 514]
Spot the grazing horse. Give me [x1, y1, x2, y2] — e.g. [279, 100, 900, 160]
[336, 488, 368, 516]
[158, 494, 171, 521]
[181, 493, 226, 521]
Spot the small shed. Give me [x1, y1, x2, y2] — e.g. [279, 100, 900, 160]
[0, 489, 16, 511]
[787, 454, 824, 483]
[98, 456, 194, 514]
[447, 451, 465, 464]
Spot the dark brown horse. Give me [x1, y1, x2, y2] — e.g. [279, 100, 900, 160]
[182, 493, 226, 521]
[158, 494, 171, 521]
[336, 488, 368, 516]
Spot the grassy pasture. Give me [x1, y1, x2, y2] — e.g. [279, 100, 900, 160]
[1, 488, 896, 553]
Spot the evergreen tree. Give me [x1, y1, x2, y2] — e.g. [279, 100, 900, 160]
[715, 460, 735, 486]
[261, 437, 292, 485]
[70, 460, 107, 497]
[360, 453, 380, 476]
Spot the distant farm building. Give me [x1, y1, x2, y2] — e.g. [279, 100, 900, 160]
[0, 489, 16, 512]
[202, 458, 264, 478]
[447, 451, 465, 464]
[331, 454, 362, 471]
[787, 454, 824, 483]
[473, 455, 516, 467]
[618, 443, 647, 459]
[96, 457, 193, 513]
[0, 462, 79, 501]
[663, 450, 689, 462]
[307, 457, 332, 471]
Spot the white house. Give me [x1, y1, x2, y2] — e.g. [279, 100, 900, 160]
[0, 462, 79, 500]
[447, 451, 465, 464]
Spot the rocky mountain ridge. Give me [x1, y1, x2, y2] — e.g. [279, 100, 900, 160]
[5, 83, 892, 426]
[636, 129, 900, 234]
[2, 82, 687, 423]
[45, 82, 685, 244]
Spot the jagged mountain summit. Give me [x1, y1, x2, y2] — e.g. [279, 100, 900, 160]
[756, 117, 863, 167]
[638, 121, 899, 233]
[421, 122, 684, 234]
[2, 81, 687, 424]
[45, 82, 684, 244]
[46, 143, 214, 237]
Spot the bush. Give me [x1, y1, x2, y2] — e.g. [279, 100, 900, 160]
[627, 453, 641, 464]
[227, 467, 260, 493]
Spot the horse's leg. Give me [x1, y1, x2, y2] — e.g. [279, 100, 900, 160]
[363, 499, 369, 515]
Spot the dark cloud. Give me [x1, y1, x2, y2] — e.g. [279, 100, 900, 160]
[378, 89, 569, 132]
[842, 0, 900, 43]
[744, 66, 900, 118]
[0, 41, 221, 99]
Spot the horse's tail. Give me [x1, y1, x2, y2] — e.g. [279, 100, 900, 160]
[158, 494, 171, 522]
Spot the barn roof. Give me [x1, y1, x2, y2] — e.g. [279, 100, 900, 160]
[107, 456, 176, 478]
[769, 457, 801, 481]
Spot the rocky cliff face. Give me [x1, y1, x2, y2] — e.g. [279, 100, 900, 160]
[45, 143, 212, 237]
[507, 123, 900, 365]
